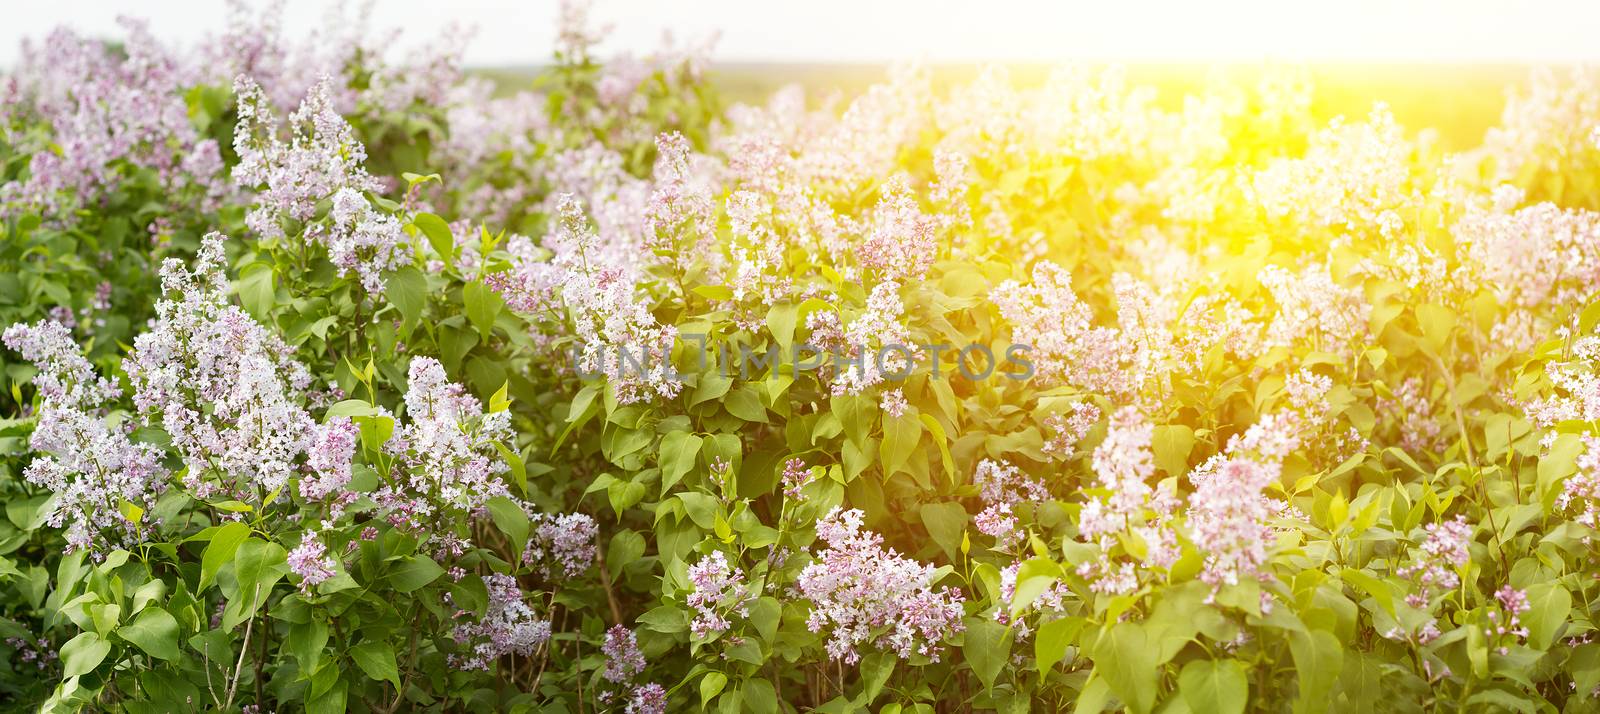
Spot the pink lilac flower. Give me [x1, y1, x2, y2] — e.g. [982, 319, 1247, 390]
[4, 323, 167, 556]
[1083, 407, 1159, 535]
[1076, 560, 1139, 597]
[830, 284, 914, 396]
[602, 624, 647, 683]
[879, 389, 909, 417]
[973, 459, 1049, 507]
[994, 561, 1071, 637]
[232, 75, 410, 296]
[287, 534, 336, 592]
[1186, 456, 1279, 592]
[972, 459, 1050, 550]
[781, 458, 810, 501]
[525, 512, 599, 579]
[686, 551, 751, 638]
[1042, 402, 1099, 456]
[494, 195, 681, 404]
[449, 574, 551, 671]
[301, 418, 358, 503]
[990, 261, 1138, 398]
[1488, 585, 1531, 654]
[1397, 517, 1473, 608]
[642, 131, 714, 249]
[125, 234, 322, 504]
[1559, 436, 1600, 529]
[0, 19, 226, 222]
[626, 682, 667, 714]
[1256, 263, 1369, 356]
[2, 321, 119, 409]
[1376, 378, 1445, 454]
[375, 357, 513, 534]
[795, 508, 966, 665]
[974, 502, 1020, 548]
[857, 174, 938, 282]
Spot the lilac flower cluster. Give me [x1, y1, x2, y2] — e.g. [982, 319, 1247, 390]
[601, 624, 647, 683]
[449, 574, 551, 671]
[685, 551, 752, 638]
[991, 262, 1138, 398]
[781, 458, 811, 501]
[287, 533, 337, 592]
[994, 561, 1072, 637]
[598, 621, 667, 714]
[1488, 585, 1531, 654]
[829, 282, 915, 396]
[971, 459, 1050, 549]
[376, 357, 513, 533]
[232, 75, 410, 295]
[1185, 371, 1335, 597]
[4, 634, 56, 672]
[0, 19, 225, 221]
[1042, 402, 1100, 456]
[125, 233, 323, 503]
[1397, 516, 1473, 608]
[1075, 407, 1180, 594]
[795, 508, 966, 665]
[525, 512, 599, 579]
[495, 195, 681, 404]
[3, 321, 167, 555]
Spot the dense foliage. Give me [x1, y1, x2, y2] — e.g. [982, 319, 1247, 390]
[4, 3, 1600, 712]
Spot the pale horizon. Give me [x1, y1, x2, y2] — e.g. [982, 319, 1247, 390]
[1, 0, 1598, 70]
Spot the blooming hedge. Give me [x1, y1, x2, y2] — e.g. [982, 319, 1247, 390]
[3, 3, 1600, 713]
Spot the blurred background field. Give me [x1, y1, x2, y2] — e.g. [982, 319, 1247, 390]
[478, 62, 1540, 151]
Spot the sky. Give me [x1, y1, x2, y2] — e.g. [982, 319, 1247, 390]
[1, 0, 1597, 68]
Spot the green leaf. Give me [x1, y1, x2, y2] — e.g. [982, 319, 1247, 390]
[1035, 616, 1081, 674]
[606, 529, 646, 581]
[1416, 303, 1456, 352]
[1009, 558, 1062, 618]
[350, 641, 401, 689]
[306, 676, 347, 714]
[1178, 659, 1248, 714]
[659, 431, 703, 493]
[1523, 582, 1572, 651]
[200, 521, 251, 592]
[919, 502, 968, 564]
[1152, 424, 1194, 476]
[236, 262, 275, 321]
[117, 607, 180, 661]
[856, 652, 896, 706]
[766, 302, 799, 349]
[743, 677, 778, 714]
[725, 385, 768, 422]
[387, 266, 428, 327]
[919, 413, 955, 483]
[700, 671, 728, 708]
[1288, 629, 1343, 713]
[749, 596, 781, 643]
[693, 285, 732, 301]
[677, 492, 720, 529]
[463, 280, 502, 340]
[1094, 623, 1157, 714]
[414, 213, 454, 263]
[223, 539, 287, 630]
[881, 410, 922, 476]
[487, 497, 530, 552]
[288, 620, 330, 672]
[1339, 568, 1395, 618]
[388, 555, 444, 593]
[963, 616, 1013, 692]
[59, 632, 111, 677]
